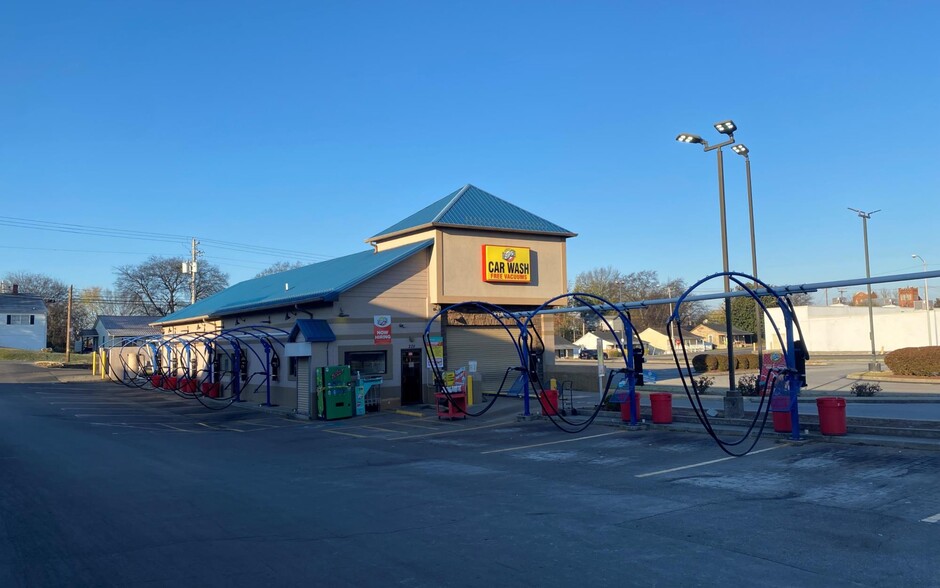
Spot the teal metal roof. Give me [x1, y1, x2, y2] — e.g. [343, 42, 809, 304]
[154, 240, 432, 325]
[368, 184, 576, 241]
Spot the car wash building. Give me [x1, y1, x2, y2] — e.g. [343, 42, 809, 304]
[152, 184, 575, 416]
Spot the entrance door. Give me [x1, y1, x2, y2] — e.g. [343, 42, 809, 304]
[400, 348, 423, 405]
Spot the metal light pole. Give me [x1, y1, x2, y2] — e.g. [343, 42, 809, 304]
[732, 143, 761, 354]
[677, 120, 738, 398]
[849, 208, 881, 371]
[912, 254, 932, 346]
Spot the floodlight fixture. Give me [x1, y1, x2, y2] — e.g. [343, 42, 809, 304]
[713, 119, 737, 135]
[676, 133, 704, 144]
[732, 143, 749, 157]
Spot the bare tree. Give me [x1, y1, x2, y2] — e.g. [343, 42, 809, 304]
[255, 261, 307, 278]
[78, 286, 141, 326]
[571, 267, 703, 333]
[115, 256, 228, 316]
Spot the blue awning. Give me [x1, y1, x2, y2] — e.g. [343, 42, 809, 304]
[289, 319, 336, 343]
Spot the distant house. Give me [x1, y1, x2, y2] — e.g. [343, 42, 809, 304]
[91, 316, 162, 350]
[638, 327, 708, 355]
[692, 322, 754, 349]
[0, 291, 48, 351]
[852, 291, 878, 306]
[554, 335, 577, 358]
[573, 330, 629, 355]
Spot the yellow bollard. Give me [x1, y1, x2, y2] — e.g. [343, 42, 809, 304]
[467, 375, 474, 406]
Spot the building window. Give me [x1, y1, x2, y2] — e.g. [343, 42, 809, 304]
[344, 350, 388, 376]
[6, 314, 34, 325]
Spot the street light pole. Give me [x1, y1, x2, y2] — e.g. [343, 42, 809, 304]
[733, 144, 761, 354]
[849, 208, 881, 371]
[677, 120, 738, 395]
[913, 254, 932, 346]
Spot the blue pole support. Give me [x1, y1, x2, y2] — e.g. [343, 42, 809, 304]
[784, 308, 801, 441]
[626, 323, 637, 426]
[520, 327, 530, 417]
[233, 345, 242, 402]
[262, 341, 275, 406]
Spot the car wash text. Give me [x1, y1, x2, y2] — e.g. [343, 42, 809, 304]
[482, 245, 532, 283]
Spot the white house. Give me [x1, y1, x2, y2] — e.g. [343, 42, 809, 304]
[638, 327, 709, 355]
[0, 292, 48, 351]
[573, 331, 627, 356]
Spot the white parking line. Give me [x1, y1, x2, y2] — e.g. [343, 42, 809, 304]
[921, 513, 940, 523]
[635, 445, 787, 478]
[481, 431, 622, 454]
[393, 420, 517, 440]
[324, 429, 369, 438]
[362, 425, 405, 433]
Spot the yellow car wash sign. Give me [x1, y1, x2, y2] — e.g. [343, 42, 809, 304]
[482, 245, 531, 283]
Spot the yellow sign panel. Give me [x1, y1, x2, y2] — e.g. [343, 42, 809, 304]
[482, 245, 531, 283]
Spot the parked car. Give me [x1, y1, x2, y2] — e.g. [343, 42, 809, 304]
[579, 349, 608, 360]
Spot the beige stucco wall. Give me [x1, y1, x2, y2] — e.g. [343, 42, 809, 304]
[437, 229, 567, 306]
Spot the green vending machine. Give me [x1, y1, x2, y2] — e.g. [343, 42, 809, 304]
[316, 365, 354, 420]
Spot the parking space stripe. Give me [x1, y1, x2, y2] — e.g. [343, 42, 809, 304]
[393, 421, 439, 430]
[921, 513, 940, 523]
[324, 429, 370, 438]
[635, 445, 787, 478]
[480, 431, 622, 454]
[362, 425, 405, 433]
[394, 419, 518, 440]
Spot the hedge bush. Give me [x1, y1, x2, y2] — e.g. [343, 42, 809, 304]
[706, 355, 719, 371]
[690, 352, 761, 372]
[736, 354, 757, 370]
[885, 347, 940, 376]
[715, 354, 729, 371]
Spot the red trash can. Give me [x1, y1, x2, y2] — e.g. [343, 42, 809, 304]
[620, 393, 641, 423]
[816, 397, 847, 435]
[772, 410, 792, 433]
[164, 376, 178, 390]
[150, 375, 163, 388]
[540, 389, 559, 416]
[179, 378, 197, 393]
[649, 393, 673, 424]
[202, 382, 220, 398]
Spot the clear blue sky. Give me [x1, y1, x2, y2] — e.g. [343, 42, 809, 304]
[2, 1, 938, 301]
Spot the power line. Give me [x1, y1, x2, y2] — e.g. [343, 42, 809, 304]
[0, 215, 334, 261]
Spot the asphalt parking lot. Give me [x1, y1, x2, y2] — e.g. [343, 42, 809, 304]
[2, 362, 939, 587]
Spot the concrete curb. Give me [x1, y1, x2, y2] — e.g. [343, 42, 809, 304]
[847, 371, 940, 385]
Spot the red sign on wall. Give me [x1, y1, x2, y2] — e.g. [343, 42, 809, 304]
[374, 315, 392, 345]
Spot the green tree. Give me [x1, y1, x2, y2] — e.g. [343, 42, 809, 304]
[727, 284, 813, 336]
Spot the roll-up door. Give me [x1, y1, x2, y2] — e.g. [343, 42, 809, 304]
[296, 358, 311, 417]
[445, 326, 522, 395]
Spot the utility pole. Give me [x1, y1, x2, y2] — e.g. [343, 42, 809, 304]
[65, 285, 73, 362]
[190, 238, 200, 305]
